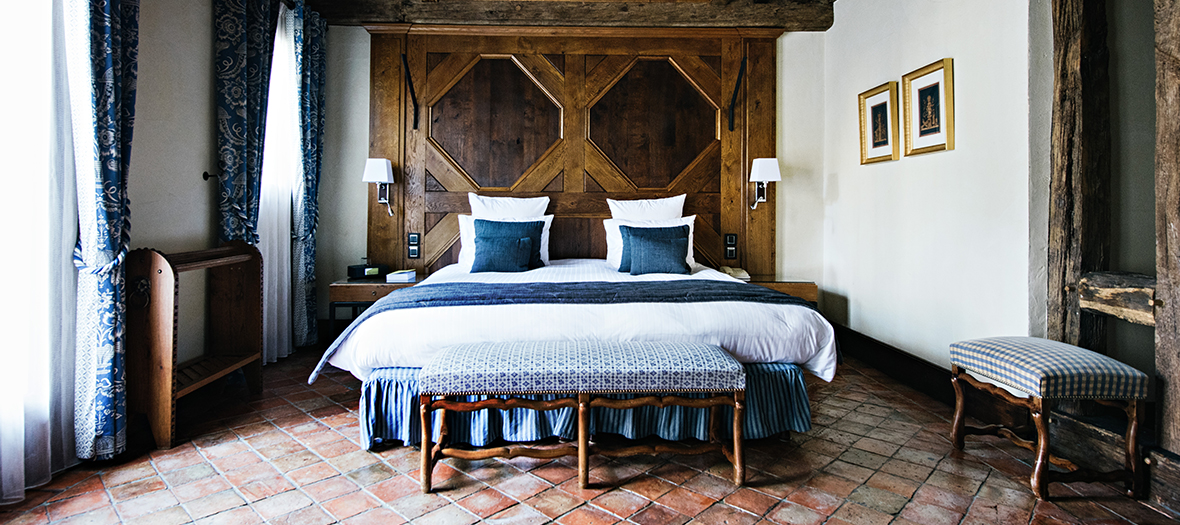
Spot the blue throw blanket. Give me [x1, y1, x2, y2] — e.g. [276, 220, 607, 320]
[309, 280, 815, 383]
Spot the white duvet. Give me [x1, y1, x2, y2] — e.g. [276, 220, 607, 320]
[324, 259, 838, 382]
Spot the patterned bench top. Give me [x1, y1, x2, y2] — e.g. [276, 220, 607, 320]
[419, 341, 746, 395]
[950, 336, 1147, 400]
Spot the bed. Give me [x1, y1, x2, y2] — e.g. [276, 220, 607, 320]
[309, 257, 837, 449]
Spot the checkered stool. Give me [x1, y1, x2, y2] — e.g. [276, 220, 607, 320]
[949, 337, 1147, 499]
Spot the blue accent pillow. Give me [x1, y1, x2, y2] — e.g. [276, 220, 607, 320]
[620, 225, 691, 275]
[472, 236, 532, 273]
[473, 219, 545, 269]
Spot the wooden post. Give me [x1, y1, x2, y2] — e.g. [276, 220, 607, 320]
[1156, 0, 1180, 455]
[1047, 0, 1111, 350]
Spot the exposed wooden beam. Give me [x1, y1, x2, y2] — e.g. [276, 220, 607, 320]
[1155, 0, 1180, 455]
[1046, 0, 1111, 350]
[307, 0, 834, 30]
[1077, 271, 1156, 326]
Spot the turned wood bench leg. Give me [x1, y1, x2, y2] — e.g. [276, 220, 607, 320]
[578, 393, 590, 489]
[420, 394, 433, 493]
[733, 391, 745, 486]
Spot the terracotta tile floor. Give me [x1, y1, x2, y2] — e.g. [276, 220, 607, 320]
[4, 350, 1179, 525]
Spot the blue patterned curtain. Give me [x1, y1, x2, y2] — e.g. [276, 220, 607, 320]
[215, 0, 280, 243]
[292, 3, 327, 347]
[71, 0, 138, 460]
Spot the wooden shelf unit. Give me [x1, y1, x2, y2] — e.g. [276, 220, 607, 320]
[126, 241, 263, 449]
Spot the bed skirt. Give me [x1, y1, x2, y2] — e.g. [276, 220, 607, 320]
[358, 362, 811, 449]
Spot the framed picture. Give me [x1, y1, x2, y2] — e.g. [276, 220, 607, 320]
[902, 58, 955, 156]
[858, 81, 900, 164]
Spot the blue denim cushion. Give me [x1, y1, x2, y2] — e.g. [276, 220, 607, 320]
[619, 224, 690, 273]
[622, 225, 691, 275]
[471, 236, 532, 273]
[474, 219, 545, 269]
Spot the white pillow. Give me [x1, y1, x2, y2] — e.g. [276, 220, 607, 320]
[458, 214, 554, 272]
[468, 193, 550, 219]
[604, 215, 696, 270]
[607, 194, 686, 220]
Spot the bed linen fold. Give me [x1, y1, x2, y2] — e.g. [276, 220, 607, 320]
[311, 259, 838, 384]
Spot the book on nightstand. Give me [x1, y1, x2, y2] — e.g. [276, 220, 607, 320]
[386, 269, 417, 283]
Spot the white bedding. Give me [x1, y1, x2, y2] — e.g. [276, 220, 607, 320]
[326, 259, 838, 382]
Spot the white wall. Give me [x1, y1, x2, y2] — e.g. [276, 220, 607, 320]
[316, 26, 372, 322]
[777, 33, 826, 285]
[784, 0, 1041, 368]
[130, 0, 219, 362]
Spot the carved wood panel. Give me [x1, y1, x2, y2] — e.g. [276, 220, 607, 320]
[368, 27, 777, 276]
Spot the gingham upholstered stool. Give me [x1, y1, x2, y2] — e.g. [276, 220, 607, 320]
[417, 341, 746, 493]
[949, 337, 1147, 499]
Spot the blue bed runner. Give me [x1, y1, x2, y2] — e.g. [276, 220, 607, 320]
[359, 362, 811, 448]
[310, 280, 816, 383]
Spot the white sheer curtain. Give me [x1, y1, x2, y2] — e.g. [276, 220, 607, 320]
[259, 4, 302, 363]
[1, 0, 79, 504]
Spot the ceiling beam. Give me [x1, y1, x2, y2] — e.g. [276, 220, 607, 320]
[306, 0, 834, 30]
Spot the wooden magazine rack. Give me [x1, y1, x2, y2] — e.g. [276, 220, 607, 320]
[126, 241, 263, 449]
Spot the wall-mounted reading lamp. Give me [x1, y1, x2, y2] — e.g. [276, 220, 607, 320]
[363, 158, 395, 216]
[749, 158, 782, 211]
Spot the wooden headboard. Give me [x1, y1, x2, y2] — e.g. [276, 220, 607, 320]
[365, 25, 779, 275]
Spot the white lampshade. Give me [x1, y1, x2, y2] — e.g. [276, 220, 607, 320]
[362, 158, 394, 184]
[749, 158, 782, 183]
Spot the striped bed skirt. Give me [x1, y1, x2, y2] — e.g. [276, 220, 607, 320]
[358, 362, 811, 449]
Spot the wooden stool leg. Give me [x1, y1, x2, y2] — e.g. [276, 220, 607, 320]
[1030, 398, 1052, 499]
[420, 394, 433, 493]
[950, 365, 966, 450]
[578, 393, 590, 489]
[1125, 399, 1145, 498]
[733, 391, 745, 486]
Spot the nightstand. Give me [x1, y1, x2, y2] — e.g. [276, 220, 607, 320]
[328, 276, 420, 335]
[747, 276, 818, 303]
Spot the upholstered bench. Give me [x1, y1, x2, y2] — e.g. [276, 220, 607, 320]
[949, 336, 1147, 498]
[417, 341, 746, 493]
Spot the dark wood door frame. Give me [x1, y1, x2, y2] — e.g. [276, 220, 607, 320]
[1047, 0, 1111, 351]
[1154, 0, 1180, 455]
[1049, 0, 1180, 492]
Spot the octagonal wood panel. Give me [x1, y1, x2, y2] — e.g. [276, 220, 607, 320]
[589, 59, 718, 190]
[431, 57, 562, 189]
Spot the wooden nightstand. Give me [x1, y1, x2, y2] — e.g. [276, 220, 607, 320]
[328, 277, 420, 335]
[747, 276, 818, 303]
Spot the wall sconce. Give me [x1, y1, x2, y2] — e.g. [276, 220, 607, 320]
[363, 158, 395, 216]
[749, 158, 781, 210]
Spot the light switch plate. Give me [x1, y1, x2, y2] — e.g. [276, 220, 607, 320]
[408, 245, 420, 258]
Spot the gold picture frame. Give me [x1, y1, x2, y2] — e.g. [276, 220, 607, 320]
[902, 58, 955, 156]
[858, 81, 900, 164]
